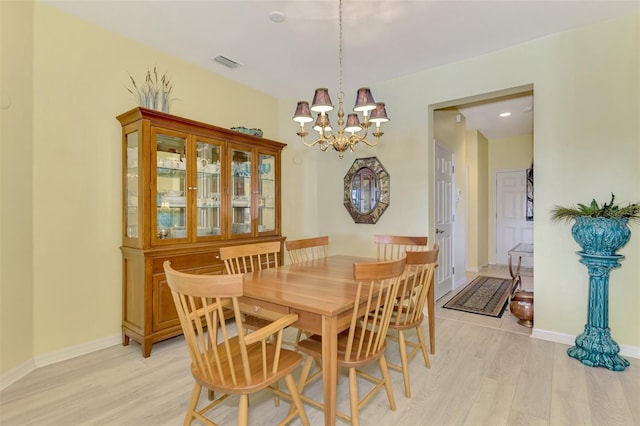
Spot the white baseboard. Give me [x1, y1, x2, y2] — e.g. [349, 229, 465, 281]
[0, 358, 36, 391]
[466, 266, 481, 273]
[531, 328, 640, 360]
[1, 333, 121, 392]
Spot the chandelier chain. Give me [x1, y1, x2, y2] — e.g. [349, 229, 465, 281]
[338, 0, 343, 96]
[291, 0, 389, 159]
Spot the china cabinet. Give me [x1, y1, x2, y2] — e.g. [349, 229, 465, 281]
[117, 107, 285, 357]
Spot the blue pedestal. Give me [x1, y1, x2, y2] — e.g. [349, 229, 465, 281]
[567, 251, 630, 371]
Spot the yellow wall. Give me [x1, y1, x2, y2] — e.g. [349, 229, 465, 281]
[29, 3, 283, 357]
[317, 14, 640, 347]
[465, 130, 489, 271]
[487, 134, 533, 263]
[1, 0, 35, 375]
[0, 2, 291, 376]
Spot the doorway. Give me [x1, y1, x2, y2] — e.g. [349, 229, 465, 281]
[431, 84, 534, 298]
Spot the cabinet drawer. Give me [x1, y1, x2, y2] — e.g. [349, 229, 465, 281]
[239, 296, 289, 322]
[152, 250, 221, 273]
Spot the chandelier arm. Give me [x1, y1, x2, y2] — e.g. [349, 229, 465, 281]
[301, 133, 336, 149]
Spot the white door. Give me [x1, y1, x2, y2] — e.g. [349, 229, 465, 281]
[434, 143, 454, 299]
[496, 170, 533, 266]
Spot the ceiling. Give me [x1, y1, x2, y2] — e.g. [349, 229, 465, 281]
[45, 0, 638, 139]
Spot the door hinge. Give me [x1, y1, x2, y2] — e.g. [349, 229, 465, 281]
[452, 165, 455, 174]
[452, 266, 455, 275]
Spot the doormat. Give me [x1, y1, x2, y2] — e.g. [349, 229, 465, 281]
[443, 276, 511, 318]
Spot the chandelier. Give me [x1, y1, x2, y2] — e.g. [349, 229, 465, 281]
[292, 0, 389, 159]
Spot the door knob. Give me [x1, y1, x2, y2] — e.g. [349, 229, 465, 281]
[436, 228, 444, 234]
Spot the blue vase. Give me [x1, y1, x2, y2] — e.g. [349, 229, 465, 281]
[571, 216, 630, 256]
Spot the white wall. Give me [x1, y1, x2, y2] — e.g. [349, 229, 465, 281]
[316, 14, 640, 347]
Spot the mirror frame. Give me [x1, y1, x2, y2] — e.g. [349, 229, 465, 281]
[343, 157, 390, 224]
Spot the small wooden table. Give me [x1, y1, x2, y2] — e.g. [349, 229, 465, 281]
[241, 255, 436, 426]
[508, 243, 533, 295]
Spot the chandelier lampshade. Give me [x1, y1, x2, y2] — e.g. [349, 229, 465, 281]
[353, 88, 376, 113]
[311, 88, 334, 113]
[291, 0, 389, 158]
[292, 101, 313, 125]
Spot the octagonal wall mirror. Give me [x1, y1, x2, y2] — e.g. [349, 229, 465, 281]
[343, 157, 390, 224]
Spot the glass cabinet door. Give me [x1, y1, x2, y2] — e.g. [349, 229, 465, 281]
[154, 129, 187, 242]
[195, 138, 222, 238]
[230, 147, 252, 236]
[258, 153, 276, 233]
[125, 130, 140, 240]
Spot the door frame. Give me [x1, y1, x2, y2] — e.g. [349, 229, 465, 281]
[429, 84, 534, 299]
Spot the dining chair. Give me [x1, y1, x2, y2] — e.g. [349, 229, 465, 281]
[285, 236, 329, 264]
[374, 234, 428, 260]
[295, 257, 406, 425]
[386, 245, 439, 398]
[163, 261, 309, 426]
[219, 240, 281, 274]
[220, 240, 284, 332]
[220, 240, 300, 366]
[284, 236, 330, 350]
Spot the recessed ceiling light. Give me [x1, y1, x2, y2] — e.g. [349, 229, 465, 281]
[499, 112, 511, 117]
[269, 11, 286, 23]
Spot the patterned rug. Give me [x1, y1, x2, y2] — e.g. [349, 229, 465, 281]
[443, 276, 511, 318]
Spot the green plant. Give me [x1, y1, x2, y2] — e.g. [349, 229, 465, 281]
[551, 193, 640, 224]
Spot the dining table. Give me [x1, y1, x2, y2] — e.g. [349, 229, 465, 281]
[240, 254, 436, 426]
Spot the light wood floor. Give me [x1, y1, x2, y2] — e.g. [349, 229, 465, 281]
[2, 267, 638, 425]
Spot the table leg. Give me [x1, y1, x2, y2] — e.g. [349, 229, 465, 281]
[427, 283, 435, 354]
[508, 254, 523, 298]
[322, 315, 338, 426]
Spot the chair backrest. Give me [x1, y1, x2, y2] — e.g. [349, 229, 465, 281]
[285, 236, 329, 264]
[220, 241, 281, 274]
[374, 234, 428, 260]
[163, 260, 294, 389]
[393, 244, 439, 327]
[345, 257, 406, 362]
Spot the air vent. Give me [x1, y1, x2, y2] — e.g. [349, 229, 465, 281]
[213, 55, 242, 69]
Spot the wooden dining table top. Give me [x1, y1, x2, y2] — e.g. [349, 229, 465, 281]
[241, 254, 375, 317]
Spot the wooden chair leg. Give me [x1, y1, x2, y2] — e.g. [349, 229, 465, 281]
[416, 326, 431, 368]
[273, 381, 280, 406]
[282, 373, 310, 426]
[348, 367, 359, 426]
[185, 383, 202, 426]
[398, 330, 411, 398]
[298, 356, 314, 391]
[379, 355, 396, 411]
[288, 356, 314, 418]
[238, 394, 249, 426]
